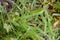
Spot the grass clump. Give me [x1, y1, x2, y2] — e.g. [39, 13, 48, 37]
[0, 0, 60, 40]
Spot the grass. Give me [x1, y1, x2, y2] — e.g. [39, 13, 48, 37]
[0, 0, 60, 40]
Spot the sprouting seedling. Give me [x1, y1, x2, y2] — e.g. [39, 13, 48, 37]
[52, 13, 60, 16]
